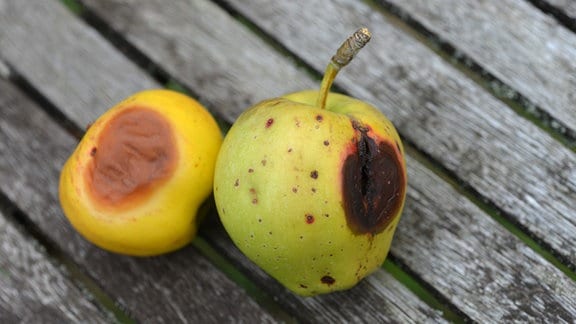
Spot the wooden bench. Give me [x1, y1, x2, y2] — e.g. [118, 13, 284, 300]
[1, 0, 575, 322]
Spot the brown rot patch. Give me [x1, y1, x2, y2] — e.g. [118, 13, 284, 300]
[299, 284, 308, 289]
[321, 276, 335, 285]
[248, 168, 254, 173]
[252, 198, 258, 204]
[305, 213, 315, 224]
[261, 159, 267, 166]
[341, 120, 406, 235]
[292, 187, 298, 193]
[316, 115, 323, 122]
[310, 170, 318, 179]
[288, 148, 293, 153]
[234, 179, 239, 187]
[323, 140, 330, 146]
[265, 118, 274, 128]
[88, 107, 177, 210]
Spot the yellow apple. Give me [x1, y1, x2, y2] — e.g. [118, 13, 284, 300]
[59, 89, 222, 256]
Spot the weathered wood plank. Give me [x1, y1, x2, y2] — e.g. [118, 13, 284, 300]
[383, 0, 576, 135]
[78, 0, 313, 123]
[75, 0, 576, 322]
[0, 0, 157, 127]
[0, 75, 276, 322]
[0, 0, 442, 322]
[219, 0, 576, 270]
[0, 208, 111, 323]
[398, 158, 576, 323]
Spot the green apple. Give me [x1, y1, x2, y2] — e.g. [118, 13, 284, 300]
[214, 28, 407, 296]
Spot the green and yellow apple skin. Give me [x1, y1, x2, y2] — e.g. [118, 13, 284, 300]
[59, 89, 222, 256]
[214, 90, 407, 296]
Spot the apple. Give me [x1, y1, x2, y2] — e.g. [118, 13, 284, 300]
[214, 28, 407, 296]
[59, 89, 222, 256]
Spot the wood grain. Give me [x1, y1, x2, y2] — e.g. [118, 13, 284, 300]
[0, 0, 442, 322]
[75, 0, 576, 321]
[78, 0, 314, 123]
[0, 208, 111, 323]
[0, 73, 276, 322]
[220, 0, 576, 270]
[383, 0, 576, 135]
[0, 0, 157, 127]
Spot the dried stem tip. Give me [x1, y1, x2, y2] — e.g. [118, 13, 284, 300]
[331, 28, 371, 69]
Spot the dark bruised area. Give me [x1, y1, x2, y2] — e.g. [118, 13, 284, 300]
[87, 107, 177, 209]
[321, 275, 336, 285]
[342, 121, 406, 235]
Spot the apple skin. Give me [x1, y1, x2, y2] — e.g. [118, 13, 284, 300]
[59, 89, 222, 256]
[214, 90, 407, 296]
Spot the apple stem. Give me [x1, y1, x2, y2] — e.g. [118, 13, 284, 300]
[316, 28, 372, 109]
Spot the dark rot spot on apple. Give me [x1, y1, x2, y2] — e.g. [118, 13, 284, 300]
[234, 179, 239, 187]
[321, 275, 335, 285]
[305, 213, 315, 224]
[311, 188, 316, 193]
[310, 170, 318, 179]
[265, 118, 274, 128]
[288, 148, 293, 153]
[88, 107, 177, 209]
[90, 147, 97, 157]
[292, 187, 298, 193]
[316, 115, 323, 122]
[342, 120, 406, 235]
[248, 168, 254, 173]
[261, 159, 267, 166]
[323, 140, 330, 146]
[252, 198, 258, 204]
[249, 188, 256, 194]
[300, 284, 308, 289]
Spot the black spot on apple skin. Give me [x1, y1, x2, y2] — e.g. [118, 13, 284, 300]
[305, 213, 315, 224]
[90, 147, 97, 157]
[342, 120, 405, 235]
[321, 275, 335, 285]
[310, 170, 318, 179]
[316, 115, 323, 122]
[323, 140, 330, 146]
